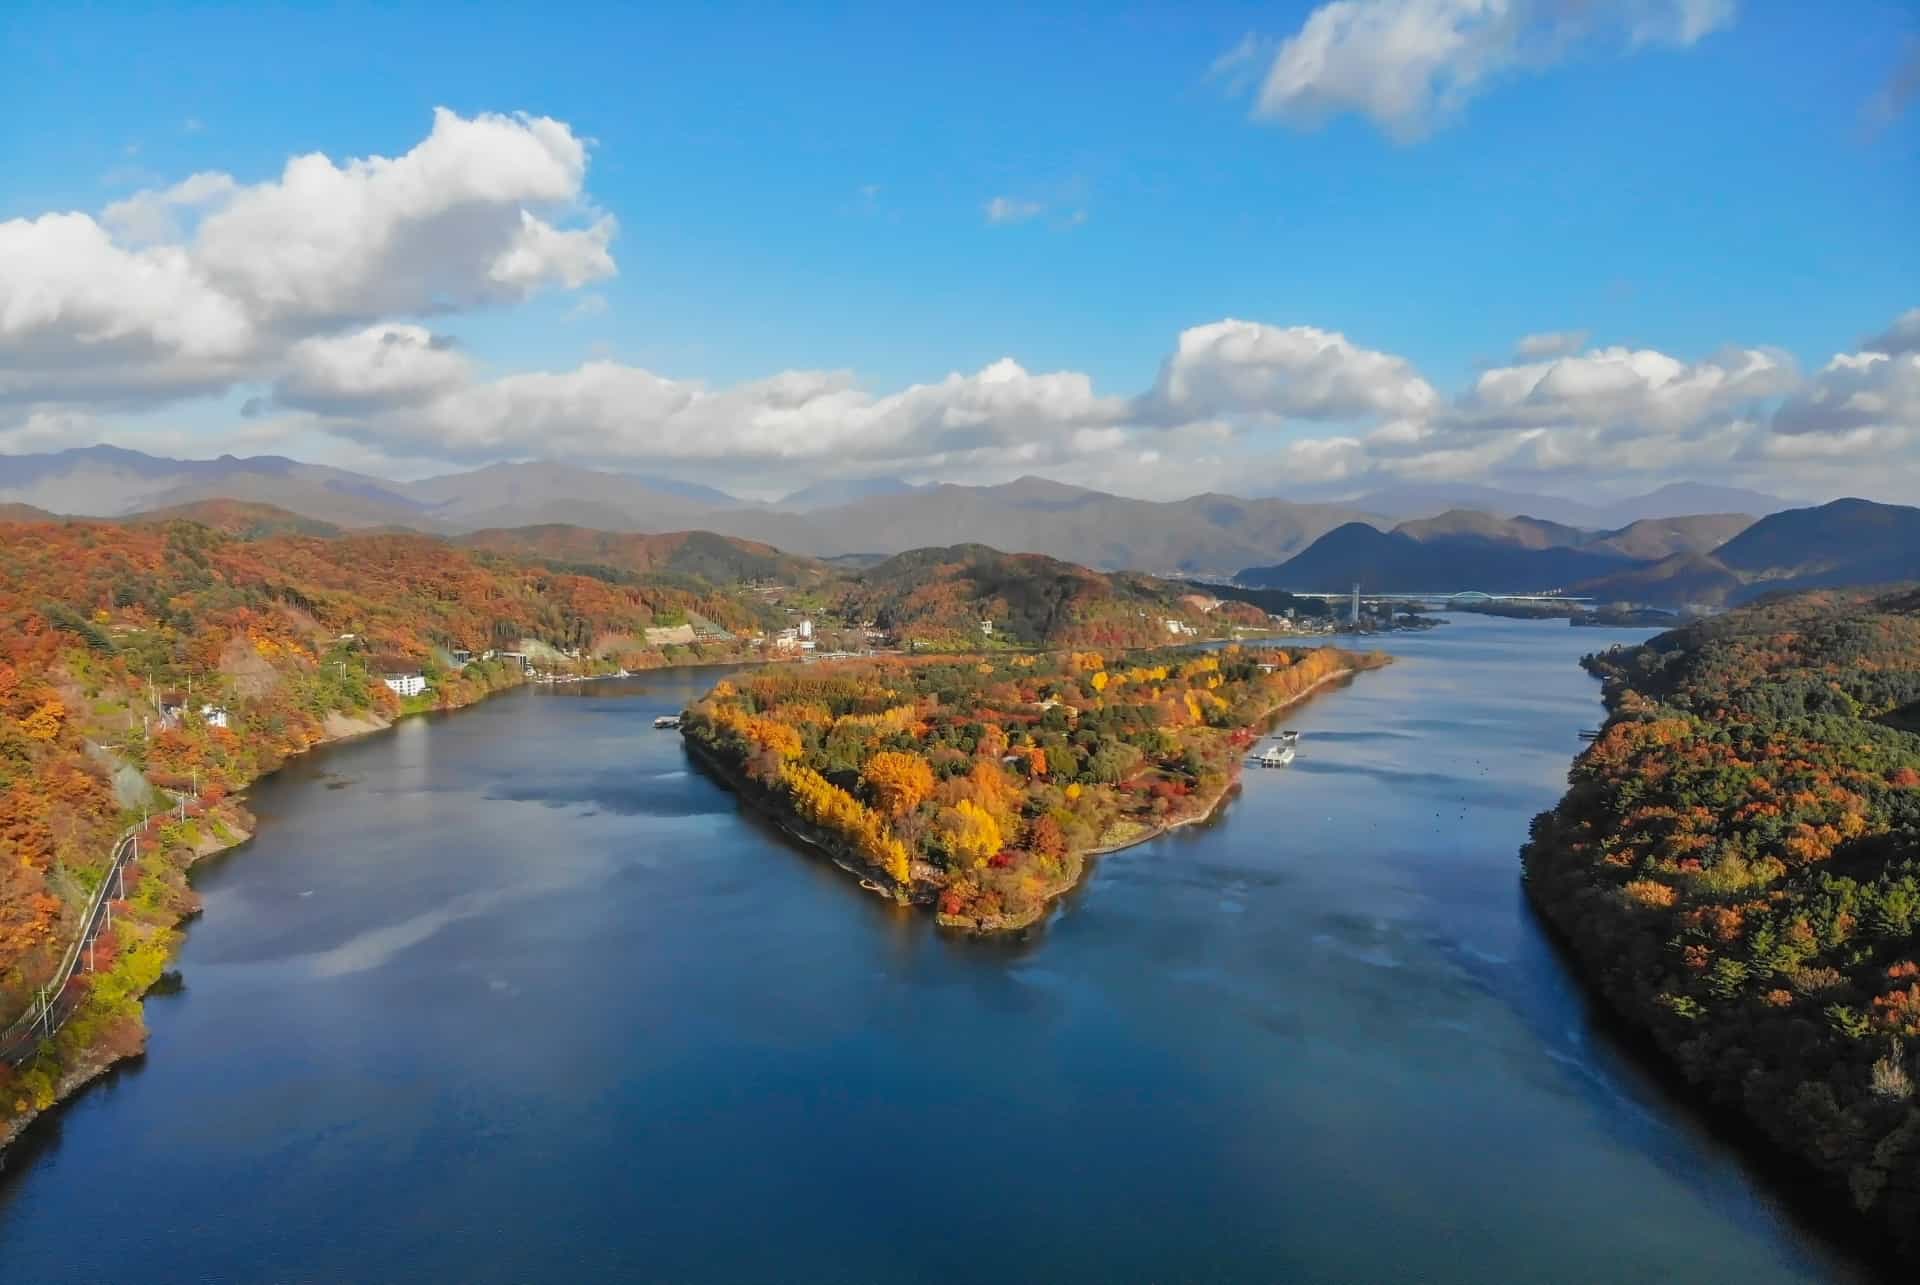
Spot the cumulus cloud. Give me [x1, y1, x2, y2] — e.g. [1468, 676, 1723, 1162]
[290, 347, 1128, 480]
[274, 325, 473, 414]
[1140, 320, 1439, 423]
[1862, 308, 1920, 357]
[1233, 0, 1736, 141]
[0, 213, 257, 408]
[0, 108, 613, 418]
[101, 172, 238, 244]
[1773, 350, 1920, 439]
[1457, 344, 1796, 434]
[2, 107, 1910, 504]
[189, 108, 613, 326]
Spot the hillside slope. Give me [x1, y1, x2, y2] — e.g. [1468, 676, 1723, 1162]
[457, 525, 830, 587]
[1572, 499, 1920, 606]
[1585, 513, 1756, 561]
[1523, 588, 1920, 1264]
[0, 512, 795, 1140]
[837, 544, 1220, 648]
[1238, 521, 1630, 592]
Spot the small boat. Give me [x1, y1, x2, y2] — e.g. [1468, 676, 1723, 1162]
[1250, 743, 1295, 768]
[653, 715, 682, 729]
[1275, 730, 1301, 746]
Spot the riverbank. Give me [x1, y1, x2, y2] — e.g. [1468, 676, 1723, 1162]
[0, 672, 532, 1158]
[1520, 596, 1920, 1269]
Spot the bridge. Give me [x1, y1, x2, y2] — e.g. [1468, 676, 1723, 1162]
[1286, 590, 1593, 605]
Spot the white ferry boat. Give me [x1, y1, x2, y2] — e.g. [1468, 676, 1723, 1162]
[1250, 742, 1295, 768]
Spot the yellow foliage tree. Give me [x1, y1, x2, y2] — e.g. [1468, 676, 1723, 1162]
[940, 798, 1003, 863]
[863, 750, 934, 817]
[783, 762, 910, 884]
[20, 698, 64, 742]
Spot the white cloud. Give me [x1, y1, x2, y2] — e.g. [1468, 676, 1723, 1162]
[165, 303, 1910, 500]
[1457, 344, 1795, 434]
[292, 346, 1127, 481]
[190, 107, 612, 325]
[1862, 307, 1920, 357]
[984, 196, 1045, 225]
[1513, 329, 1589, 359]
[0, 409, 113, 454]
[1235, 0, 1736, 142]
[2, 105, 1910, 505]
[0, 212, 257, 408]
[275, 325, 473, 413]
[102, 171, 238, 244]
[1773, 349, 1920, 438]
[1142, 319, 1440, 423]
[0, 108, 614, 421]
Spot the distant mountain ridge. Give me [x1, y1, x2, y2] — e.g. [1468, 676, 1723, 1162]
[1240, 518, 1633, 593]
[0, 446, 1858, 583]
[1592, 498, 1920, 605]
[1335, 479, 1789, 526]
[1241, 498, 1918, 606]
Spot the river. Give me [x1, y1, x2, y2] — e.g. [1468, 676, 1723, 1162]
[0, 615, 1881, 1282]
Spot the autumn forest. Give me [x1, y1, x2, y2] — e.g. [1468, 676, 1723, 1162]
[682, 644, 1383, 930]
[1524, 588, 1920, 1262]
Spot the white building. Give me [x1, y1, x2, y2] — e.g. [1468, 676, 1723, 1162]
[798, 618, 814, 640]
[199, 705, 230, 729]
[980, 619, 994, 637]
[1164, 618, 1197, 637]
[383, 672, 427, 698]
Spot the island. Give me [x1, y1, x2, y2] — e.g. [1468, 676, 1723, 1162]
[1523, 586, 1920, 1267]
[681, 643, 1387, 930]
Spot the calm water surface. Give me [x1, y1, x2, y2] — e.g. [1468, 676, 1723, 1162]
[0, 616, 1879, 1282]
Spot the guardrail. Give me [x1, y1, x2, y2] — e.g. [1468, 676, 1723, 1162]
[0, 824, 142, 1068]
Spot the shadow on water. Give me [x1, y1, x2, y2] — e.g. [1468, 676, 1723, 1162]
[1406, 865, 1897, 1281]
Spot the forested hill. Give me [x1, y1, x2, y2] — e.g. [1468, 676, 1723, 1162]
[455, 525, 831, 588]
[1522, 587, 1920, 1265]
[1239, 497, 1920, 605]
[833, 544, 1244, 648]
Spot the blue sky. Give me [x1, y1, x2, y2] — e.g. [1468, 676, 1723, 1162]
[2, 1, 1916, 502]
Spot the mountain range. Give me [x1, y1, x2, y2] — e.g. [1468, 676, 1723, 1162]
[1241, 499, 1920, 607]
[0, 447, 1807, 576]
